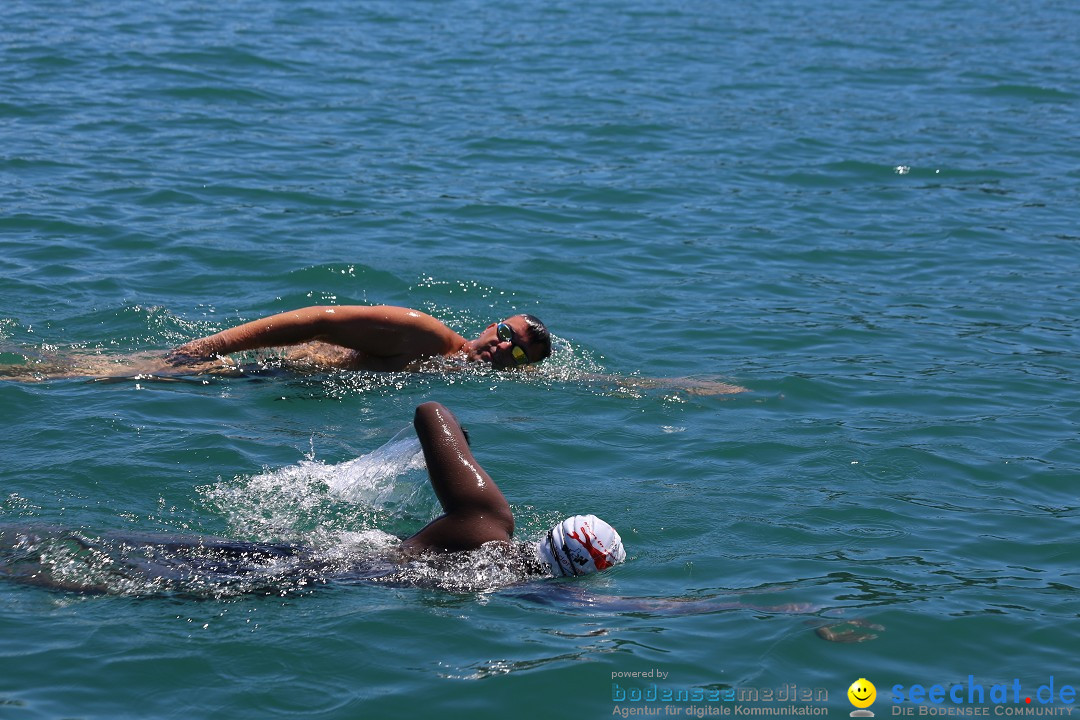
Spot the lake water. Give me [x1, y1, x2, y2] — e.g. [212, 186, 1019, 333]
[2, 0, 1078, 717]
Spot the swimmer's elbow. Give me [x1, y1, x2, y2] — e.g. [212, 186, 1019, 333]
[414, 402, 439, 435]
[415, 401, 443, 422]
[414, 401, 461, 434]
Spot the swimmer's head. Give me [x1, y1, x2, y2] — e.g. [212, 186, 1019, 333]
[536, 514, 625, 577]
[468, 314, 552, 369]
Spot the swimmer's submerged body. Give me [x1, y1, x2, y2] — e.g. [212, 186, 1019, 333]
[0, 402, 625, 597]
[0, 527, 329, 597]
[0, 352, 747, 397]
[0, 525, 543, 597]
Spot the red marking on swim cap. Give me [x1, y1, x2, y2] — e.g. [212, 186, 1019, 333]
[568, 524, 614, 571]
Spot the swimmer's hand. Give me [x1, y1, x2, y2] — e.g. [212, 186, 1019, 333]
[163, 347, 212, 366]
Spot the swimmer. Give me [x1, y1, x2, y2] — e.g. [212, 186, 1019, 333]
[167, 305, 552, 372]
[0, 402, 625, 596]
[0, 306, 550, 381]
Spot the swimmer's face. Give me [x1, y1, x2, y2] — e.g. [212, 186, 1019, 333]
[496, 321, 531, 367]
[474, 316, 537, 369]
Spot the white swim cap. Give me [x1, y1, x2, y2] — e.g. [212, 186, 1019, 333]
[536, 514, 626, 577]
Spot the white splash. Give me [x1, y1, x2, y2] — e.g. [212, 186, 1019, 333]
[322, 426, 427, 505]
[201, 425, 432, 542]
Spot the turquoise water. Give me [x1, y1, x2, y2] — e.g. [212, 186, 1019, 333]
[2, 0, 1079, 717]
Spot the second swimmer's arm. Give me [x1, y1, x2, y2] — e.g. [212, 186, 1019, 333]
[402, 402, 514, 552]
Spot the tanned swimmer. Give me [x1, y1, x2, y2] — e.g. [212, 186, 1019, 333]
[0, 306, 552, 381]
[1, 304, 743, 394]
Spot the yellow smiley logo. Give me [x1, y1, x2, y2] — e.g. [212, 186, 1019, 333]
[848, 678, 877, 709]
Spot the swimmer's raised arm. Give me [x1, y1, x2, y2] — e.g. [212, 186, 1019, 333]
[402, 402, 514, 553]
[169, 306, 466, 364]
